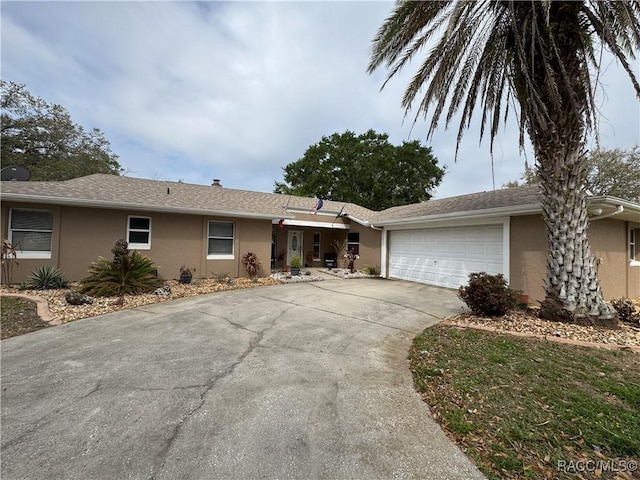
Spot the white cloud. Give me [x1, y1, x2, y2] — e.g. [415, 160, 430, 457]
[2, 1, 638, 199]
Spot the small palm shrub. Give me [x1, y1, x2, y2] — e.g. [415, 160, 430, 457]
[21, 264, 68, 290]
[611, 298, 640, 325]
[79, 240, 163, 297]
[458, 272, 518, 317]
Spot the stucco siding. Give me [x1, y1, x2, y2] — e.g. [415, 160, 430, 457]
[510, 214, 636, 303]
[630, 220, 640, 298]
[350, 224, 382, 272]
[629, 264, 640, 299]
[509, 215, 547, 303]
[590, 219, 636, 299]
[235, 218, 272, 277]
[2, 203, 275, 283]
[57, 207, 205, 281]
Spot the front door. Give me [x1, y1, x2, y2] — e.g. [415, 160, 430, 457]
[287, 230, 303, 265]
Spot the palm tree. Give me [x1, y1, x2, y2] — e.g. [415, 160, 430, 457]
[368, 1, 640, 323]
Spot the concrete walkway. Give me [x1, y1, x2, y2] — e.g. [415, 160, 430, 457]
[1, 279, 485, 480]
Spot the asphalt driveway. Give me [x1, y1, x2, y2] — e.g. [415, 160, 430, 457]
[1, 278, 485, 480]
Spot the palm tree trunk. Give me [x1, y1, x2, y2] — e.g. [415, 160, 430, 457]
[533, 132, 616, 325]
[521, 3, 616, 326]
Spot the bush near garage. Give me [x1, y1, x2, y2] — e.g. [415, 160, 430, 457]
[458, 272, 518, 317]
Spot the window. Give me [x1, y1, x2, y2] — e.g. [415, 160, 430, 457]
[208, 221, 234, 258]
[127, 216, 151, 249]
[312, 232, 321, 260]
[9, 208, 53, 259]
[631, 228, 639, 264]
[347, 232, 360, 255]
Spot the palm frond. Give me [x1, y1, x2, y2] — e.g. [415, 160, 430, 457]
[80, 251, 163, 297]
[368, 0, 640, 153]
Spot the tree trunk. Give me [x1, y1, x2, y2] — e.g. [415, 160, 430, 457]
[517, 2, 617, 326]
[532, 130, 616, 326]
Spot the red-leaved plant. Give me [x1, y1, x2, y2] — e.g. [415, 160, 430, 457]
[242, 252, 260, 278]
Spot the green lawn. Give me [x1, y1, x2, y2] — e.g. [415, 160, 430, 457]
[410, 325, 640, 480]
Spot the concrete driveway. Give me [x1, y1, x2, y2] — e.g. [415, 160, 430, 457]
[1, 278, 485, 480]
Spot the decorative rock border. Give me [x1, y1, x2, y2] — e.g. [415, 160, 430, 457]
[322, 269, 381, 279]
[443, 319, 640, 354]
[270, 272, 325, 283]
[0, 293, 61, 326]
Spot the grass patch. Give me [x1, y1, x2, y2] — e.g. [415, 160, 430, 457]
[410, 326, 640, 480]
[1, 296, 49, 339]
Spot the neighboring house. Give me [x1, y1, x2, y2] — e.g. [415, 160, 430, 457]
[1, 174, 638, 304]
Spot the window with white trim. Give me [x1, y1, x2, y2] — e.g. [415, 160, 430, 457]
[347, 232, 360, 255]
[208, 221, 234, 259]
[127, 216, 151, 249]
[312, 232, 321, 260]
[9, 208, 53, 259]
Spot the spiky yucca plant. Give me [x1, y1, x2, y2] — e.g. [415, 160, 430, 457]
[80, 249, 163, 297]
[22, 264, 68, 290]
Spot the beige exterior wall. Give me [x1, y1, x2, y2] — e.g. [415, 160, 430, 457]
[510, 214, 638, 303]
[1, 202, 273, 283]
[589, 218, 630, 300]
[58, 207, 206, 281]
[230, 218, 273, 278]
[349, 223, 382, 271]
[1, 202, 380, 284]
[629, 221, 640, 298]
[509, 215, 547, 303]
[271, 214, 382, 272]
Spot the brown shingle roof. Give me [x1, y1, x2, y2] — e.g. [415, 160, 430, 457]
[0, 174, 377, 221]
[372, 185, 542, 223]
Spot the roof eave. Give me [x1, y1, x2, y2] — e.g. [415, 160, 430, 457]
[344, 214, 371, 227]
[0, 193, 286, 220]
[587, 195, 640, 211]
[373, 203, 542, 227]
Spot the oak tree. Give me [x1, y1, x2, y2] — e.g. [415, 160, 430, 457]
[274, 129, 445, 211]
[1, 80, 122, 181]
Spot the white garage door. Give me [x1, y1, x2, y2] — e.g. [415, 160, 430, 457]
[389, 225, 504, 288]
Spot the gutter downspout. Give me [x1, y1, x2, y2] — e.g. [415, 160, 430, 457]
[589, 205, 624, 221]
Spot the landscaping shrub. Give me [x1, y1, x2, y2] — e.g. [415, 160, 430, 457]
[362, 265, 380, 275]
[212, 272, 230, 283]
[611, 298, 640, 325]
[242, 252, 260, 277]
[2, 239, 18, 286]
[457, 272, 518, 317]
[21, 264, 68, 290]
[79, 239, 163, 297]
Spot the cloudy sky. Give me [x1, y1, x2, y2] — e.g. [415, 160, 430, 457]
[2, 1, 639, 200]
